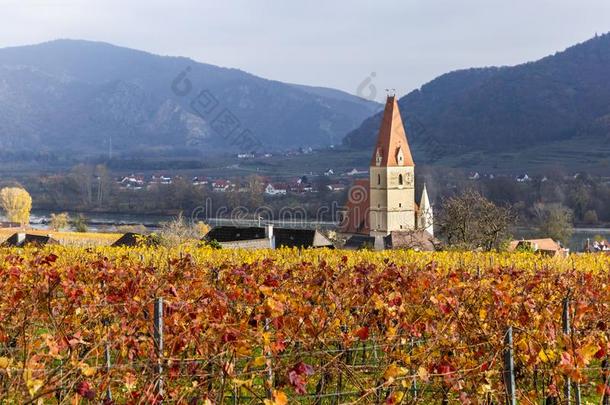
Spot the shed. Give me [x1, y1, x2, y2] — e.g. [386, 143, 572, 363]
[2, 233, 60, 247]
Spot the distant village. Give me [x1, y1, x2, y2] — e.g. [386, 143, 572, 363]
[116, 168, 577, 195]
[116, 168, 367, 195]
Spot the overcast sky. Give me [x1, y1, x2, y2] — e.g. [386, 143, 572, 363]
[1, 0, 609, 101]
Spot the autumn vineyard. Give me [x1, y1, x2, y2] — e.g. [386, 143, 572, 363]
[0, 247, 609, 404]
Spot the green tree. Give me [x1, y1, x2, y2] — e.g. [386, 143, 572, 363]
[72, 214, 88, 233]
[583, 209, 598, 224]
[246, 175, 265, 208]
[532, 203, 573, 245]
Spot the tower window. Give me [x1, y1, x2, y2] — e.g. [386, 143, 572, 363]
[377, 174, 381, 185]
[399, 203, 402, 207]
[399, 174, 403, 185]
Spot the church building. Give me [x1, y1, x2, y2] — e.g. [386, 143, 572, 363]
[342, 95, 435, 250]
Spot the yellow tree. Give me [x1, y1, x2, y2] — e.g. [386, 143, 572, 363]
[50, 212, 70, 231]
[0, 187, 32, 227]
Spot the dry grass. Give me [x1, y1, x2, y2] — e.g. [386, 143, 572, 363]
[0, 228, 122, 246]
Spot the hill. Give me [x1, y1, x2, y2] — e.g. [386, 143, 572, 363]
[343, 33, 610, 172]
[0, 40, 380, 158]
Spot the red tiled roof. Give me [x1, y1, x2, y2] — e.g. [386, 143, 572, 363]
[370, 96, 414, 167]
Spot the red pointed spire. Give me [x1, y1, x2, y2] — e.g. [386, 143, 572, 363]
[370, 96, 414, 167]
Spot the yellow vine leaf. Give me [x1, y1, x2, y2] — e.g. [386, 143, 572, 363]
[124, 372, 137, 391]
[232, 378, 252, 388]
[26, 378, 43, 397]
[387, 391, 404, 403]
[0, 357, 10, 369]
[538, 349, 555, 363]
[252, 356, 267, 367]
[417, 366, 429, 382]
[384, 363, 408, 381]
[263, 390, 288, 405]
[79, 363, 97, 377]
[579, 342, 599, 363]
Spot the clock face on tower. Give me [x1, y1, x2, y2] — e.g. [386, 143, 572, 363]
[405, 172, 413, 186]
[392, 172, 414, 186]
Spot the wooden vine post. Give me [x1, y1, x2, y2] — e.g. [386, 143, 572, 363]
[562, 297, 571, 404]
[503, 326, 517, 405]
[154, 297, 164, 402]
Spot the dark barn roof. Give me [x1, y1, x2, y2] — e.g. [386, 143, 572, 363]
[111, 232, 158, 247]
[204, 227, 267, 242]
[344, 230, 438, 251]
[204, 226, 334, 249]
[385, 230, 438, 251]
[343, 234, 376, 250]
[2, 233, 60, 247]
[274, 228, 334, 249]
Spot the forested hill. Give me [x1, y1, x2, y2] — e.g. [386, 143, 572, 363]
[0, 40, 380, 158]
[343, 33, 610, 169]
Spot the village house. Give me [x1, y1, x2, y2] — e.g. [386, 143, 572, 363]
[151, 174, 172, 185]
[346, 168, 367, 176]
[204, 225, 334, 250]
[290, 178, 313, 193]
[508, 238, 569, 257]
[211, 180, 233, 192]
[326, 184, 346, 192]
[119, 174, 145, 189]
[237, 153, 255, 159]
[265, 183, 288, 196]
[584, 238, 610, 253]
[111, 232, 159, 247]
[2, 232, 60, 247]
[192, 176, 209, 186]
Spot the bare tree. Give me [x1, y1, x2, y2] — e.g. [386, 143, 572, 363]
[438, 189, 515, 251]
[70, 164, 94, 206]
[158, 213, 208, 247]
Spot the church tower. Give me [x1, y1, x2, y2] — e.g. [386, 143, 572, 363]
[369, 96, 416, 237]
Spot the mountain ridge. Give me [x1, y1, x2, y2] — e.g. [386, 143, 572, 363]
[0, 39, 380, 157]
[343, 33, 610, 169]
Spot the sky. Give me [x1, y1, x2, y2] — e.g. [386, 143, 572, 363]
[1, 0, 609, 102]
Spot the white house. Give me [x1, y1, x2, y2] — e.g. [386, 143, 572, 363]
[265, 183, 287, 196]
[516, 174, 531, 183]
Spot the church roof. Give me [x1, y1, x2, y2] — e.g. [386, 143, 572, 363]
[370, 96, 414, 167]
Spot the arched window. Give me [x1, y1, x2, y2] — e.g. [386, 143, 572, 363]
[399, 174, 403, 185]
[377, 174, 381, 185]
